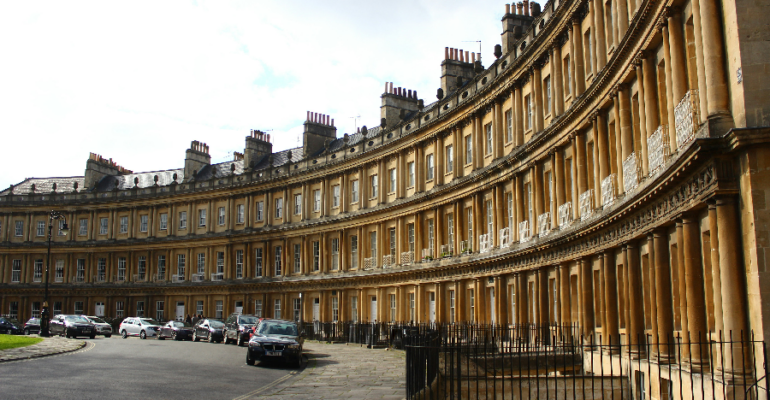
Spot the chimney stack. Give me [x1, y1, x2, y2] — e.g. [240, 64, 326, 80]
[244, 130, 273, 170]
[303, 111, 337, 156]
[84, 152, 133, 190]
[184, 140, 211, 181]
[381, 82, 421, 128]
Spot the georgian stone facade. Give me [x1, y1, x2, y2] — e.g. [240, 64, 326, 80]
[2, 0, 769, 395]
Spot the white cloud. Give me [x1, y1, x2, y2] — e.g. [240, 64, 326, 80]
[0, 0, 541, 188]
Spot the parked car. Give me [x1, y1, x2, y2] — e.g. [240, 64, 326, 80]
[118, 317, 162, 339]
[192, 319, 224, 343]
[247, 319, 304, 368]
[0, 317, 23, 335]
[223, 314, 259, 346]
[83, 316, 112, 337]
[23, 318, 41, 335]
[50, 315, 95, 339]
[158, 321, 194, 341]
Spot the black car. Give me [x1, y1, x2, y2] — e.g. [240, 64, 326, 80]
[223, 314, 259, 346]
[247, 319, 304, 368]
[192, 319, 224, 343]
[158, 321, 194, 341]
[0, 317, 23, 335]
[23, 318, 41, 335]
[50, 315, 95, 339]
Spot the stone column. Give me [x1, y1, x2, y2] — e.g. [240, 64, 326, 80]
[641, 54, 660, 139]
[602, 251, 619, 351]
[698, 0, 733, 132]
[660, 23, 678, 151]
[675, 220, 689, 342]
[667, 8, 688, 108]
[653, 229, 675, 363]
[533, 66, 544, 133]
[634, 60, 649, 175]
[512, 85, 523, 147]
[554, 149, 566, 226]
[682, 215, 709, 371]
[707, 201, 723, 336]
[575, 133, 588, 204]
[552, 43, 565, 116]
[559, 262, 571, 341]
[613, 93, 625, 193]
[571, 17, 586, 95]
[515, 174, 525, 242]
[592, 0, 607, 70]
[626, 242, 645, 357]
[579, 258, 595, 344]
[716, 196, 751, 377]
[617, 0, 629, 35]
[533, 164, 544, 234]
[690, 0, 708, 120]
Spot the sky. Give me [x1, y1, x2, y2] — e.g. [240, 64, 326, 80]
[0, 0, 541, 189]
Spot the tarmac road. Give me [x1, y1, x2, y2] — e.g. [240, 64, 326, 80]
[0, 335, 302, 399]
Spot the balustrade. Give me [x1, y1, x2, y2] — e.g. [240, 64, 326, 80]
[382, 254, 394, 268]
[538, 212, 551, 237]
[601, 174, 617, 208]
[400, 251, 414, 265]
[558, 202, 572, 228]
[171, 274, 184, 283]
[439, 243, 454, 257]
[647, 125, 670, 177]
[479, 233, 492, 253]
[460, 240, 472, 254]
[364, 257, 376, 269]
[210, 272, 224, 281]
[499, 227, 511, 248]
[675, 90, 700, 150]
[133, 274, 145, 282]
[579, 189, 594, 220]
[622, 152, 641, 193]
[518, 220, 531, 243]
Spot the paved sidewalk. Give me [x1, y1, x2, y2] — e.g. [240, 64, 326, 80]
[0, 336, 86, 362]
[244, 341, 406, 400]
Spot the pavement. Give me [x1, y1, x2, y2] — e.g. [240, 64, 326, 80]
[241, 341, 407, 400]
[0, 336, 406, 399]
[0, 336, 85, 362]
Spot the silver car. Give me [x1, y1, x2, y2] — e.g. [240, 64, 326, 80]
[118, 317, 162, 339]
[83, 316, 112, 338]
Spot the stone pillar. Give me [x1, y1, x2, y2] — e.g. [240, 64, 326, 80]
[667, 8, 688, 108]
[552, 45, 564, 117]
[660, 23, 678, 152]
[626, 242, 645, 357]
[571, 18, 586, 95]
[716, 196, 751, 377]
[641, 54, 660, 138]
[634, 60, 649, 175]
[533, 66, 544, 133]
[707, 201, 723, 335]
[554, 149, 566, 226]
[698, 0, 733, 133]
[592, 0, 607, 70]
[603, 251, 619, 352]
[575, 133, 588, 201]
[682, 215, 709, 371]
[533, 164, 544, 234]
[559, 262, 571, 341]
[653, 229, 675, 363]
[690, 0, 708, 120]
[515, 174, 525, 242]
[613, 93, 625, 193]
[579, 258, 595, 344]
[617, 0, 629, 35]
[675, 220, 689, 344]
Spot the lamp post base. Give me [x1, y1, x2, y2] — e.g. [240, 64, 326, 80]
[39, 305, 50, 337]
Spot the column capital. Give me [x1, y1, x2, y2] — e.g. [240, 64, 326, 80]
[624, 240, 637, 250]
[664, 6, 681, 18]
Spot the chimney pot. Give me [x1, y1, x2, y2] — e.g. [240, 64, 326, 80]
[465, 51, 469, 63]
[445, 47, 449, 60]
[506, 3, 510, 13]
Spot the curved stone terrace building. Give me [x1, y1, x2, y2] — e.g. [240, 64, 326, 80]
[2, 0, 769, 392]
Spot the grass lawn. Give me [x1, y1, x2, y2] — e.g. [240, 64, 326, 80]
[0, 335, 44, 350]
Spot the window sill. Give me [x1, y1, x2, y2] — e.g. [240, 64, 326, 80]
[426, 179, 435, 184]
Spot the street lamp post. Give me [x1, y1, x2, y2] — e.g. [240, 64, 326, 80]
[41, 211, 68, 337]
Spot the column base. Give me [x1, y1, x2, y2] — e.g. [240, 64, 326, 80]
[702, 112, 735, 138]
[654, 352, 677, 365]
[682, 358, 711, 373]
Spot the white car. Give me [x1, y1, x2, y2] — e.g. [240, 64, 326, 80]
[83, 316, 112, 338]
[118, 317, 162, 339]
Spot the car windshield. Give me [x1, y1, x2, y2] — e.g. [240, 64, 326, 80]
[240, 316, 257, 324]
[27, 318, 40, 324]
[209, 320, 224, 328]
[141, 319, 161, 326]
[258, 322, 298, 336]
[89, 317, 107, 324]
[173, 322, 192, 328]
[65, 316, 90, 324]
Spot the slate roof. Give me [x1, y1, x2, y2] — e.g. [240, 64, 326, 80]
[0, 177, 85, 196]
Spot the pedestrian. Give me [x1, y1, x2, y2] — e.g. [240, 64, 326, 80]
[185, 314, 192, 324]
[192, 314, 198, 325]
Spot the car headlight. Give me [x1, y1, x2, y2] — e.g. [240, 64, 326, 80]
[287, 344, 299, 349]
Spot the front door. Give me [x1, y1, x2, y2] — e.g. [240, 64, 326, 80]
[94, 302, 105, 317]
[429, 292, 436, 323]
[490, 288, 496, 324]
[235, 301, 243, 315]
[312, 298, 320, 321]
[370, 296, 377, 322]
[176, 302, 185, 321]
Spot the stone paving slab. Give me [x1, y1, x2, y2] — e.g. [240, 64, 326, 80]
[0, 336, 86, 362]
[244, 341, 406, 400]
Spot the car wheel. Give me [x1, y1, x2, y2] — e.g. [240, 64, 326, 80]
[90, 333, 96, 339]
[246, 352, 255, 366]
[24, 329, 29, 335]
[121, 330, 128, 339]
[140, 331, 147, 340]
[158, 333, 165, 340]
[193, 331, 199, 342]
[237, 334, 243, 346]
[208, 333, 214, 343]
[171, 331, 177, 341]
